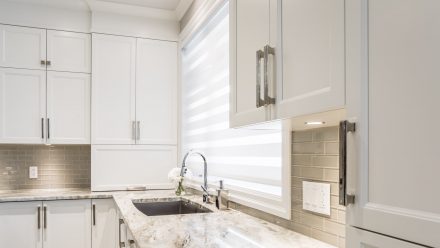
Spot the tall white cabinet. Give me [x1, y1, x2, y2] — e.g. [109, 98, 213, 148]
[92, 199, 118, 248]
[91, 34, 136, 145]
[345, 0, 440, 247]
[0, 24, 91, 144]
[91, 33, 178, 191]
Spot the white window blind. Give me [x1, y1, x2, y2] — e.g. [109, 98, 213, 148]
[181, 3, 290, 218]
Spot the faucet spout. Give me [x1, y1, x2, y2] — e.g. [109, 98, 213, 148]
[180, 150, 210, 202]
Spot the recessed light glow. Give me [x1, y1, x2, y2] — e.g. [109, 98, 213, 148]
[305, 121, 326, 125]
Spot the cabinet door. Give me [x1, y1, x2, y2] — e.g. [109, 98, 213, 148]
[0, 68, 46, 144]
[91, 145, 176, 191]
[277, 0, 345, 119]
[43, 200, 91, 248]
[346, 226, 425, 248]
[47, 71, 90, 144]
[0, 201, 43, 248]
[92, 34, 136, 145]
[0, 24, 46, 70]
[346, 1, 440, 247]
[230, 0, 276, 127]
[92, 199, 118, 248]
[136, 39, 177, 145]
[47, 30, 91, 73]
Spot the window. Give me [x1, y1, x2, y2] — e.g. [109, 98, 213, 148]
[180, 3, 290, 218]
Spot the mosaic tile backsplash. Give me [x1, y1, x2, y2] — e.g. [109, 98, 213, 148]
[0, 145, 91, 190]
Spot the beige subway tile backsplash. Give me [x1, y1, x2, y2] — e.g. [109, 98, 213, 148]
[0, 145, 91, 191]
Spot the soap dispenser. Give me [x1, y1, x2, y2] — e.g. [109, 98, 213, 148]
[216, 180, 229, 210]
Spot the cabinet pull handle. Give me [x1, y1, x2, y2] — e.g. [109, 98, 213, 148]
[47, 118, 50, 140]
[132, 121, 136, 141]
[256, 50, 265, 108]
[46, 60, 51, 66]
[119, 219, 125, 248]
[136, 121, 140, 140]
[263, 45, 276, 105]
[40, 60, 46, 66]
[92, 204, 96, 226]
[43, 206, 47, 229]
[339, 120, 356, 206]
[128, 240, 135, 247]
[37, 206, 41, 229]
[41, 118, 44, 139]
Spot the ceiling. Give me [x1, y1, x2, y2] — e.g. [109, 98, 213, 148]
[2, 0, 193, 20]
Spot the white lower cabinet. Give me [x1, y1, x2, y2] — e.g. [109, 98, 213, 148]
[346, 226, 425, 248]
[43, 200, 91, 248]
[0, 201, 43, 248]
[92, 199, 118, 248]
[0, 199, 120, 248]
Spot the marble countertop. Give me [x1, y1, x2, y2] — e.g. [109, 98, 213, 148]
[0, 189, 335, 248]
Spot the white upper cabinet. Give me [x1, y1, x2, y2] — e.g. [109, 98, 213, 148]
[230, 0, 276, 127]
[276, 0, 345, 118]
[0, 68, 46, 144]
[0, 201, 43, 248]
[346, 0, 440, 247]
[47, 30, 91, 73]
[92, 34, 136, 145]
[0, 24, 46, 70]
[43, 200, 92, 248]
[47, 71, 90, 144]
[136, 38, 177, 145]
[230, 0, 346, 128]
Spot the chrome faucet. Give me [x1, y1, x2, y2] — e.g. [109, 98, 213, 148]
[180, 150, 211, 203]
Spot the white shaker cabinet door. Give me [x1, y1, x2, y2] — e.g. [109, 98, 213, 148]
[92, 34, 136, 145]
[346, 0, 440, 247]
[91, 145, 176, 191]
[47, 30, 91, 73]
[0, 201, 43, 248]
[277, 0, 345, 119]
[136, 38, 177, 145]
[92, 199, 118, 248]
[0, 24, 46, 70]
[230, 0, 276, 127]
[47, 71, 90, 144]
[43, 200, 92, 248]
[0, 68, 46, 144]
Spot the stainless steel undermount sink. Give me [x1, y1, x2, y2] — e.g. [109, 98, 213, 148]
[132, 198, 213, 216]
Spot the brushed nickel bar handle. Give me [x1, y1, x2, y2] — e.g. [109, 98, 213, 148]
[339, 120, 356, 206]
[92, 204, 96, 226]
[46, 118, 50, 140]
[37, 206, 41, 229]
[43, 206, 47, 229]
[263, 45, 276, 105]
[256, 50, 265, 108]
[132, 121, 136, 141]
[41, 118, 44, 139]
[136, 121, 140, 141]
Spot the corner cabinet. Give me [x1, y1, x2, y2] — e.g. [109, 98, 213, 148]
[345, 0, 440, 247]
[230, 0, 346, 127]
